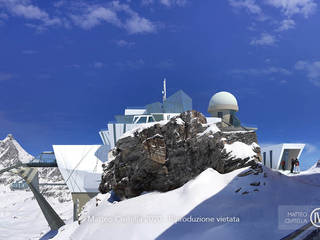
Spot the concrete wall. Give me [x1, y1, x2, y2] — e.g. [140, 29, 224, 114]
[72, 192, 98, 221]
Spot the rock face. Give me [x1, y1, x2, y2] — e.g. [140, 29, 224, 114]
[99, 110, 261, 199]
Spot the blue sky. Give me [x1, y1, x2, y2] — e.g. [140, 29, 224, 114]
[0, 0, 320, 169]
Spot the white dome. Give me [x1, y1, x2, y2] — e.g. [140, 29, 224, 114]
[208, 91, 239, 112]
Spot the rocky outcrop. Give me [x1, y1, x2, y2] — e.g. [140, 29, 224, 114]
[99, 110, 261, 199]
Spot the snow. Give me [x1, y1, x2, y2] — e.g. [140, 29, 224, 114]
[11, 138, 33, 163]
[0, 135, 73, 239]
[0, 185, 73, 240]
[224, 142, 257, 160]
[55, 162, 320, 240]
[119, 120, 169, 140]
[175, 118, 185, 125]
[197, 123, 220, 137]
[55, 168, 245, 240]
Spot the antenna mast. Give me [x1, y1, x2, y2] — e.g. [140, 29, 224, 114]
[162, 78, 167, 103]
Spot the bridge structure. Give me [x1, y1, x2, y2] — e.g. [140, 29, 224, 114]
[0, 151, 66, 231]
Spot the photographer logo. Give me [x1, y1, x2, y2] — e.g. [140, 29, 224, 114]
[310, 208, 320, 227]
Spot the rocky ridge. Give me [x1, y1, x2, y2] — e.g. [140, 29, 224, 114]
[99, 110, 261, 199]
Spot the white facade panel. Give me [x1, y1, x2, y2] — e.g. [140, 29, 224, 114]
[206, 117, 222, 124]
[53, 145, 110, 193]
[124, 109, 146, 116]
[261, 144, 305, 170]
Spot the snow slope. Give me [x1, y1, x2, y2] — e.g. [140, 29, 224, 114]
[0, 185, 73, 240]
[0, 135, 73, 240]
[54, 164, 320, 240]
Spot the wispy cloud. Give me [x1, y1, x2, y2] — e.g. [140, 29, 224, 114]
[22, 49, 38, 55]
[0, 0, 62, 30]
[295, 60, 320, 86]
[115, 59, 145, 70]
[276, 19, 296, 31]
[92, 61, 105, 69]
[156, 59, 175, 69]
[229, 0, 318, 45]
[0, 1, 157, 34]
[115, 39, 135, 48]
[265, 0, 317, 18]
[70, 2, 156, 34]
[0, 72, 15, 81]
[231, 66, 292, 76]
[250, 33, 276, 46]
[160, 0, 187, 7]
[229, 0, 262, 15]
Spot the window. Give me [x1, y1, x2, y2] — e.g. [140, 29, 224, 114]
[153, 114, 164, 121]
[263, 152, 266, 166]
[270, 151, 273, 168]
[148, 116, 154, 123]
[218, 112, 223, 118]
[137, 117, 147, 123]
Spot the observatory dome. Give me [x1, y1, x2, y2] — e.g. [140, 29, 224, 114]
[208, 91, 239, 113]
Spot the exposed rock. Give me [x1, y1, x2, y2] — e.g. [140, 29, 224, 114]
[235, 188, 242, 193]
[250, 181, 260, 186]
[242, 191, 249, 195]
[99, 110, 261, 199]
[253, 189, 259, 192]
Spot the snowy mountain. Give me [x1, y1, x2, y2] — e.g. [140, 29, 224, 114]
[0, 134, 33, 185]
[0, 134, 73, 240]
[54, 164, 320, 240]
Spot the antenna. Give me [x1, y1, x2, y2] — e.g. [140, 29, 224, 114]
[162, 78, 167, 102]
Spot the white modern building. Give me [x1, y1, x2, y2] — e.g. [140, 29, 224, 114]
[261, 144, 305, 170]
[51, 81, 260, 219]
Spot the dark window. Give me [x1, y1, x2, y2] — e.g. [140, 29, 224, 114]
[148, 117, 154, 122]
[263, 152, 266, 165]
[137, 117, 147, 123]
[218, 112, 223, 118]
[270, 151, 273, 168]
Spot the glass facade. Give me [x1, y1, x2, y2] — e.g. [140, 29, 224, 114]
[230, 110, 241, 127]
[145, 90, 192, 114]
[114, 90, 192, 124]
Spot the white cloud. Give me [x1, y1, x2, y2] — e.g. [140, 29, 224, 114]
[70, 2, 156, 34]
[229, 0, 262, 15]
[295, 60, 320, 86]
[71, 6, 121, 30]
[265, 0, 317, 18]
[124, 15, 156, 34]
[160, 0, 187, 7]
[229, 0, 317, 46]
[0, 1, 157, 34]
[116, 39, 135, 47]
[0, 0, 61, 29]
[276, 19, 296, 31]
[250, 33, 276, 46]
